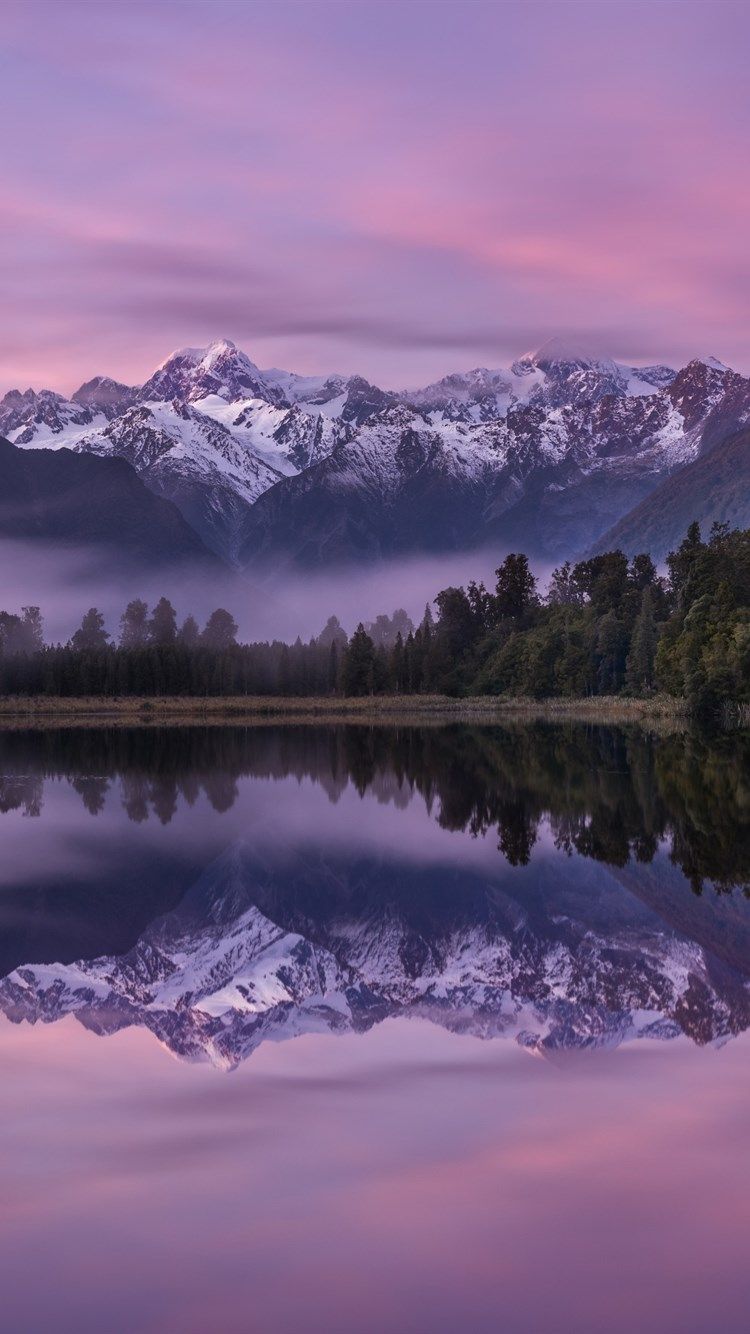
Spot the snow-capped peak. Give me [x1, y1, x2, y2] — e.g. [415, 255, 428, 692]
[200, 336, 238, 362]
[153, 345, 205, 372]
[72, 375, 134, 419]
[0, 386, 106, 448]
[527, 335, 618, 372]
[140, 339, 288, 408]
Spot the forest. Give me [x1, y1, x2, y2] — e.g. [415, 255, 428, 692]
[0, 521, 749, 716]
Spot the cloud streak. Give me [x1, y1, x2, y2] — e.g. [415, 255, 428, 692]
[0, 0, 748, 392]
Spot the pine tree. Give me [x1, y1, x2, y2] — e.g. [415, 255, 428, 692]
[70, 608, 109, 652]
[342, 624, 376, 696]
[119, 599, 149, 648]
[149, 597, 177, 647]
[178, 615, 200, 648]
[494, 553, 538, 620]
[202, 608, 238, 649]
[626, 589, 659, 693]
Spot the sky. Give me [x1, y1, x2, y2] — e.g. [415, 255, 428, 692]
[1, 0, 748, 394]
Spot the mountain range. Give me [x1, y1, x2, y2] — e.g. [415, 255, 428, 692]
[2, 839, 748, 1070]
[2, 336, 749, 568]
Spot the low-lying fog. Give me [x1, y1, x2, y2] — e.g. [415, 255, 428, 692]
[0, 541, 555, 644]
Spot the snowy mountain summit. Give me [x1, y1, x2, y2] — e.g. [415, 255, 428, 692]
[140, 339, 289, 408]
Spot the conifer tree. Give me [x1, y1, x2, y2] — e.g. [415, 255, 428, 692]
[178, 614, 200, 648]
[70, 608, 109, 652]
[342, 624, 376, 696]
[626, 589, 659, 693]
[149, 597, 178, 647]
[495, 553, 538, 620]
[202, 608, 238, 650]
[328, 640, 340, 693]
[119, 599, 149, 648]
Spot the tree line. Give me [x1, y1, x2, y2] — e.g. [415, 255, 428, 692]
[334, 519, 750, 714]
[0, 521, 749, 713]
[421, 520, 750, 716]
[0, 598, 418, 698]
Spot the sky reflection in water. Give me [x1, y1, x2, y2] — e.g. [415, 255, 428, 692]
[0, 723, 748, 1333]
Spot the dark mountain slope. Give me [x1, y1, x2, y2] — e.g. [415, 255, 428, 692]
[0, 435, 220, 568]
[593, 426, 750, 559]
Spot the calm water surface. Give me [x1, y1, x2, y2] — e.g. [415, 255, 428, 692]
[0, 723, 749, 1334]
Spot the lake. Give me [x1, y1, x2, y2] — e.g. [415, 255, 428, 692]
[0, 722, 749, 1334]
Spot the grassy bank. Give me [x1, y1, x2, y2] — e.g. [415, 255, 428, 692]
[0, 693, 688, 729]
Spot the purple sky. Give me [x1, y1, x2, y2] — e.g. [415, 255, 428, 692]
[1, 0, 749, 393]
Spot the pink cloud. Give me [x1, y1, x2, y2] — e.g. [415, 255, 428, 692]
[0, 0, 748, 393]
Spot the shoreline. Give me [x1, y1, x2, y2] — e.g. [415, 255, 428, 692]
[0, 694, 688, 729]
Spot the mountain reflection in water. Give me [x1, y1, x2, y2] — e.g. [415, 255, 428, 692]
[1, 722, 749, 1067]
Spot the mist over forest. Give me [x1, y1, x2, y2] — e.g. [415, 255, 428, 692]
[0, 540, 540, 644]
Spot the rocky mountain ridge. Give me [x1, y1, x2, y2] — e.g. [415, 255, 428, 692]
[2, 337, 748, 565]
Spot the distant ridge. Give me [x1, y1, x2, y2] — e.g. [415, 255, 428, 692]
[1, 338, 748, 567]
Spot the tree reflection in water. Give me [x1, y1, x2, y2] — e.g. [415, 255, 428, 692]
[0, 723, 748, 895]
